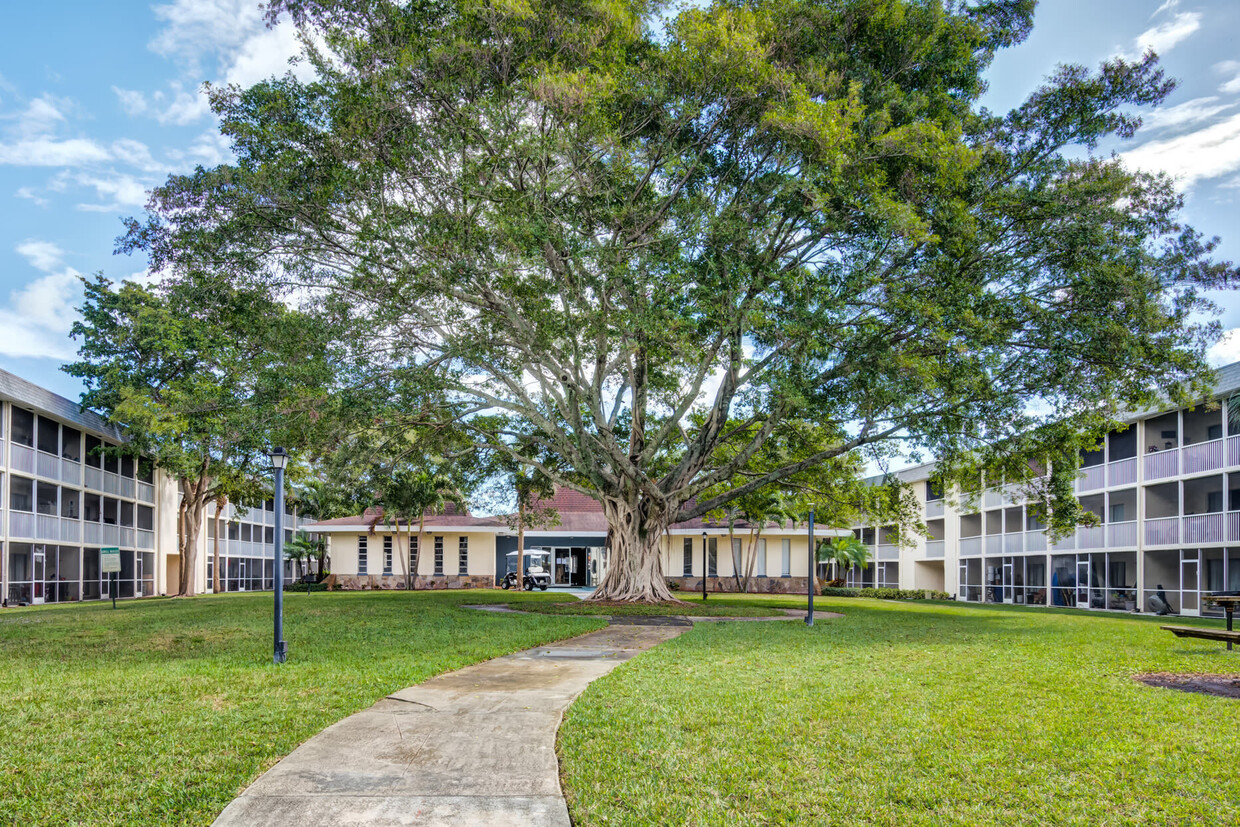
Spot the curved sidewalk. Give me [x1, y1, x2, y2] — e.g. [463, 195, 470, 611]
[211, 623, 686, 827]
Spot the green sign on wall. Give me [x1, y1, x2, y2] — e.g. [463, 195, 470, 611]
[101, 547, 121, 574]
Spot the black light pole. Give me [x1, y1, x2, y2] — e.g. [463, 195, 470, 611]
[701, 530, 708, 601]
[269, 447, 289, 664]
[806, 508, 815, 627]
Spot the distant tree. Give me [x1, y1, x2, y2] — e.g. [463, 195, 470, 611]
[66, 274, 331, 596]
[818, 536, 872, 592]
[125, 0, 1238, 602]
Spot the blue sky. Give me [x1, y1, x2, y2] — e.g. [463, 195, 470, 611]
[2, 0, 1240, 402]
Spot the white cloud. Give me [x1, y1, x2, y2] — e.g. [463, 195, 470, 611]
[112, 83, 212, 126]
[69, 171, 150, 211]
[0, 137, 111, 166]
[0, 269, 83, 360]
[16, 239, 65, 272]
[1128, 11, 1201, 58]
[1143, 96, 1236, 132]
[1123, 112, 1240, 190]
[167, 129, 234, 170]
[149, 0, 264, 67]
[15, 186, 48, 207]
[1209, 327, 1240, 366]
[1152, 0, 1179, 16]
[113, 86, 148, 117]
[225, 23, 314, 87]
[1217, 60, 1240, 95]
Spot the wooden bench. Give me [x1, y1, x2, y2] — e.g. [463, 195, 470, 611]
[1161, 625, 1240, 645]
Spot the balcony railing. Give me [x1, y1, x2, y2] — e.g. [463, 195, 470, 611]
[1076, 525, 1105, 551]
[103, 524, 120, 546]
[1230, 435, 1240, 467]
[1107, 520, 1138, 548]
[1183, 512, 1225, 544]
[984, 489, 1004, 509]
[925, 500, 944, 519]
[960, 536, 982, 556]
[9, 511, 34, 538]
[1182, 439, 1225, 475]
[1076, 464, 1106, 492]
[120, 527, 135, 548]
[60, 519, 79, 543]
[1230, 511, 1240, 543]
[36, 514, 59, 540]
[137, 481, 155, 503]
[36, 450, 58, 480]
[103, 472, 121, 496]
[61, 458, 80, 485]
[985, 535, 1003, 555]
[925, 540, 944, 558]
[1025, 530, 1047, 552]
[136, 529, 155, 550]
[1107, 457, 1137, 487]
[85, 466, 103, 492]
[84, 522, 103, 545]
[1144, 450, 1178, 481]
[1051, 532, 1076, 552]
[1145, 516, 1180, 546]
[119, 477, 135, 499]
[876, 543, 899, 560]
[10, 443, 35, 474]
[1004, 534, 1023, 554]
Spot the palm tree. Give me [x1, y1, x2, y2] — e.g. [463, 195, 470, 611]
[816, 535, 872, 591]
[285, 531, 321, 581]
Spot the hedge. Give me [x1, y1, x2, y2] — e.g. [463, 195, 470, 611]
[820, 586, 952, 600]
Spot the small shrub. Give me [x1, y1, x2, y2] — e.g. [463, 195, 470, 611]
[821, 586, 951, 601]
[287, 582, 329, 593]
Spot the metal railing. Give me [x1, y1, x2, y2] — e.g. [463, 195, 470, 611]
[960, 536, 982, 556]
[1106, 520, 1138, 548]
[136, 529, 155, 550]
[60, 458, 80, 485]
[1144, 450, 1178, 481]
[60, 519, 79, 542]
[36, 514, 59, 540]
[84, 522, 103, 544]
[1076, 465, 1105, 492]
[10, 443, 35, 474]
[1182, 512, 1225, 544]
[1182, 439, 1225, 475]
[1107, 457, 1137, 487]
[85, 466, 103, 492]
[1144, 516, 1180, 546]
[1025, 530, 1047, 552]
[925, 500, 944, 519]
[1075, 525, 1105, 551]
[9, 511, 34, 538]
[985, 535, 1003, 555]
[876, 543, 899, 560]
[1004, 533, 1023, 554]
[925, 540, 945, 558]
[36, 450, 59, 480]
[137, 481, 155, 503]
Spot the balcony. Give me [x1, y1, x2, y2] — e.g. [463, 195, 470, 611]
[925, 500, 944, 519]
[137, 481, 155, 503]
[960, 536, 982, 556]
[103, 471, 121, 496]
[1182, 438, 1225, 475]
[1230, 435, 1240, 467]
[925, 540, 945, 558]
[1107, 457, 1137, 487]
[36, 450, 59, 480]
[1075, 465, 1105, 492]
[1182, 512, 1225, 544]
[1144, 450, 1178, 481]
[1144, 516, 1180, 546]
[120, 527, 135, 548]
[119, 477, 135, 499]
[1075, 525, 1105, 551]
[983, 489, 1004, 509]
[60, 519, 79, 543]
[36, 514, 59, 541]
[1004, 533, 1023, 554]
[9, 511, 34, 538]
[876, 543, 899, 560]
[61, 458, 80, 485]
[84, 522, 103, 545]
[985, 535, 1002, 555]
[1025, 530, 1047, 552]
[10, 443, 35, 474]
[136, 529, 155, 550]
[1106, 520, 1138, 548]
[1050, 532, 1075, 552]
[85, 466, 103, 492]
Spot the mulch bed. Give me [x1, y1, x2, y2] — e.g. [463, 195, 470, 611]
[1135, 672, 1240, 699]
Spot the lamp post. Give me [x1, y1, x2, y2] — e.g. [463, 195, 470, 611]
[806, 507, 815, 627]
[268, 447, 289, 664]
[701, 530, 708, 602]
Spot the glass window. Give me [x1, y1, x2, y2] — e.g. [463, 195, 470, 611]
[358, 536, 368, 575]
[121, 456, 135, 477]
[61, 489, 80, 519]
[240, 523, 251, 542]
[137, 505, 154, 531]
[383, 536, 393, 575]
[757, 538, 767, 577]
[120, 501, 134, 527]
[103, 447, 118, 474]
[11, 408, 34, 447]
[781, 538, 791, 577]
[83, 493, 101, 522]
[264, 526, 274, 544]
[10, 477, 33, 512]
[682, 537, 692, 576]
[36, 416, 58, 454]
[36, 481, 58, 515]
[137, 456, 154, 483]
[434, 536, 444, 575]
[227, 521, 238, 541]
[61, 426, 81, 461]
[103, 497, 118, 525]
[459, 536, 469, 575]
[707, 537, 717, 576]
[84, 434, 103, 468]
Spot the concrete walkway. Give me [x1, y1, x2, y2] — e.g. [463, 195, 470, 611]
[211, 623, 686, 827]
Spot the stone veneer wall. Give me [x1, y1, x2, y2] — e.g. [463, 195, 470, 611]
[667, 576, 812, 594]
[325, 574, 495, 591]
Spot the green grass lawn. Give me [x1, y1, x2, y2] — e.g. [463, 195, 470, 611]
[0, 589, 601, 826]
[516, 598, 783, 617]
[558, 596, 1240, 826]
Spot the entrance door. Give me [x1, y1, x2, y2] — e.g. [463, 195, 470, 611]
[32, 548, 46, 605]
[1076, 558, 1090, 609]
[237, 559, 247, 592]
[1181, 556, 1200, 617]
[135, 555, 144, 598]
[1002, 558, 1015, 604]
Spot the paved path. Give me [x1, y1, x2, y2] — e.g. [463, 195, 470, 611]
[211, 623, 686, 827]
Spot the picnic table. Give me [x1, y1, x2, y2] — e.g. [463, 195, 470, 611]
[1162, 591, 1240, 651]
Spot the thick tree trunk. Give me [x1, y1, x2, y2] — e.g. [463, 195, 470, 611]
[178, 480, 204, 597]
[516, 502, 525, 585]
[589, 497, 677, 603]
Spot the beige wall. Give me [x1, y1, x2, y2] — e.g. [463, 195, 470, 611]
[659, 532, 819, 579]
[330, 530, 498, 578]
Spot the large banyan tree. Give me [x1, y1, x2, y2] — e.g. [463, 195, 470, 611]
[124, 0, 1236, 601]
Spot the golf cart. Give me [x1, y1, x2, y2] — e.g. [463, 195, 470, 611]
[501, 549, 552, 591]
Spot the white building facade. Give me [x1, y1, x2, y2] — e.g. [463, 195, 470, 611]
[852, 362, 1240, 618]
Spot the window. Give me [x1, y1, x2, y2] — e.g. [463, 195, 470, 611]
[1208, 491, 1224, 514]
[264, 526, 274, 544]
[138, 457, 154, 483]
[410, 536, 418, 574]
[358, 536, 368, 575]
[434, 536, 444, 575]
[732, 538, 742, 574]
[84, 434, 102, 468]
[227, 521, 239, 541]
[36, 481, 58, 515]
[459, 536, 469, 575]
[61, 490, 80, 520]
[757, 538, 767, 577]
[121, 456, 135, 478]
[36, 416, 58, 454]
[103, 448, 118, 474]
[781, 539, 791, 577]
[240, 523, 251, 542]
[682, 537, 692, 576]
[10, 476, 33, 512]
[120, 501, 134, 528]
[61, 426, 81, 461]
[707, 538, 717, 576]
[1209, 423, 1224, 441]
[11, 408, 33, 447]
[383, 536, 393, 575]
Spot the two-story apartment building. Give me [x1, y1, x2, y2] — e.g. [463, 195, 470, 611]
[850, 361, 1240, 619]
